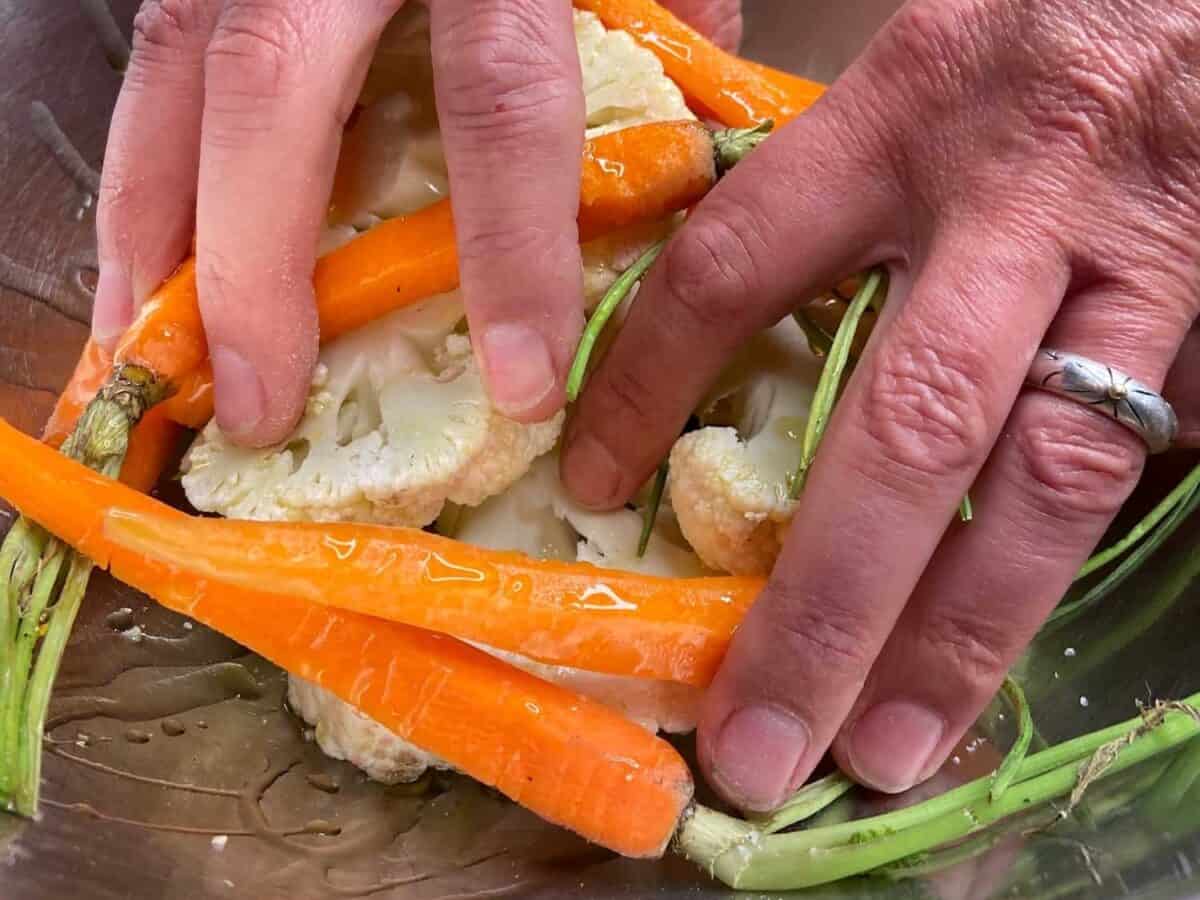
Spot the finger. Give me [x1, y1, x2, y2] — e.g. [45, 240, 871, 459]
[430, 0, 586, 423]
[830, 283, 1193, 792]
[93, 0, 221, 348]
[196, 0, 401, 446]
[660, 0, 743, 50]
[1165, 323, 1200, 448]
[561, 98, 901, 510]
[696, 231, 1070, 812]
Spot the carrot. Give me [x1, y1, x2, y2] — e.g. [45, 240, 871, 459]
[42, 339, 181, 492]
[114, 120, 733, 412]
[0, 417, 693, 857]
[574, 0, 826, 127]
[108, 512, 762, 687]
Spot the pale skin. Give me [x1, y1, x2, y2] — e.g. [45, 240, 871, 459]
[97, 0, 1200, 814]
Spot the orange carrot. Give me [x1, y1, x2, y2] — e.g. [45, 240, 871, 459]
[107, 511, 762, 687]
[115, 120, 731, 413]
[0, 417, 694, 857]
[42, 339, 181, 492]
[574, 0, 826, 127]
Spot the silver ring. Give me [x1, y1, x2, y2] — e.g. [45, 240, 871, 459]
[1025, 349, 1177, 454]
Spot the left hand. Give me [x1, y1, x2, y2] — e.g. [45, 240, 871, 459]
[562, 0, 1200, 811]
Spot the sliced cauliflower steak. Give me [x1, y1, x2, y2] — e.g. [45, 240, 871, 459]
[670, 319, 825, 575]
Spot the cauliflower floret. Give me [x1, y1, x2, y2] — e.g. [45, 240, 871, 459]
[291, 456, 706, 782]
[182, 300, 562, 526]
[669, 319, 825, 575]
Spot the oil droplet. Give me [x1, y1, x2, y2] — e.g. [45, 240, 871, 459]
[306, 772, 340, 794]
[776, 416, 806, 443]
[644, 31, 693, 63]
[105, 607, 134, 631]
[575, 584, 637, 612]
[1064, 647, 1076, 657]
[161, 718, 186, 737]
[124, 728, 152, 744]
[525, 702, 541, 715]
[210, 834, 228, 851]
[423, 552, 488, 584]
[509, 577, 526, 595]
[322, 535, 358, 560]
[596, 157, 625, 177]
[1079, 696, 1089, 708]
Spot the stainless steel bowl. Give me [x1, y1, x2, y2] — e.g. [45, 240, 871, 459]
[3, 3, 1200, 898]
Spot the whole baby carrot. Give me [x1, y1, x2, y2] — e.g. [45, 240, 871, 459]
[0, 418, 693, 857]
[574, 0, 826, 127]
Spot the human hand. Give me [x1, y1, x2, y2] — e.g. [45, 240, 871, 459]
[563, 0, 1200, 811]
[91, 0, 741, 447]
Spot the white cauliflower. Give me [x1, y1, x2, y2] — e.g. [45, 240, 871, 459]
[182, 300, 563, 526]
[669, 319, 825, 575]
[290, 456, 706, 782]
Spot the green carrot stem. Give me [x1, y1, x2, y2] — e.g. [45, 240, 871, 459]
[637, 461, 669, 558]
[788, 270, 883, 499]
[990, 676, 1033, 801]
[1048, 469, 1200, 628]
[752, 770, 855, 835]
[1077, 461, 1200, 579]
[13, 552, 91, 815]
[678, 697, 1200, 890]
[959, 493, 974, 523]
[566, 240, 665, 402]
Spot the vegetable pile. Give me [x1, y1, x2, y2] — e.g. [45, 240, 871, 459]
[3, 1, 1200, 892]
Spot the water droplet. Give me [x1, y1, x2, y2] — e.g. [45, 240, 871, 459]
[124, 728, 152, 744]
[105, 607, 134, 631]
[1079, 696, 1089, 708]
[306, 772, 340, 794]
[1064, 647, 1076, 657]
[161, 718, 186, 737]
[302, 818, 340, 836]
[210, 835, 228, 851]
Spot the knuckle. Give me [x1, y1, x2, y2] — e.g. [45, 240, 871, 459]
[434, 4, 576, 145]
[918, 608, 1011, 693]
[855, 337, 993, 490]
[759, 580, 876, 678]
[456, 222, 558, 267]
[657, 218, 759, 334]
[589, 356, 662, 431]
[194, 244, 243, 318]
[205, 1, 307, 105]
[1010, 404, 1143, 524]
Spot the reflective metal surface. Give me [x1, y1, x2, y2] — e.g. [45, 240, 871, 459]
[3, 2, 1200, 898]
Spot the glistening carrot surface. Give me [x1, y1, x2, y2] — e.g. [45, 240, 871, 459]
[0, 418, 693, 858]
[115, 120, 725, 408]
[42, 339, 181, 492]
[574, 0, 826, 126]
[107, 512, 762, 686]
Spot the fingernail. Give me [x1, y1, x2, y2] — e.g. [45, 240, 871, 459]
[92, 265, 133, 348]
[210, 344, 266, 438]
[561, 429, 624, 509]
[479, 323, 556, 418]
[846, 700, 945, 794]
[711, 705, 810, 812]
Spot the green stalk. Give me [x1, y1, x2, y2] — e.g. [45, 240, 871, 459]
[13, 553, 91, 814]
[788, 270, 882, 499]
[637, 461, 669, 558]
[1076, 461, 1200, 579]
[990, 676, 1033, 801]
[752, 770, 855, 834]
[677, 697, 1200, 890]
[958, 493, 973, 523]
[1047, 470, 1200, 628]
[566, 239, 665, 402]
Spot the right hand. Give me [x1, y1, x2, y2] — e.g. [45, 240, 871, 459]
[92, 0, 741, 448]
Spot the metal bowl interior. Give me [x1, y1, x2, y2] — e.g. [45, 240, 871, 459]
[3, 3, 1200, 898]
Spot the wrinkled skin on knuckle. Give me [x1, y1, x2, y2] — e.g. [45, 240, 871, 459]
[756, 577, 877, 682]
[854, 337, 994, 491]
[1010, 403, 1144, 526]
[205, 0, 311, 111]
[914, 607, 1014, 702]
[434, 2, 577, 148]
[657, 216, 761, 337]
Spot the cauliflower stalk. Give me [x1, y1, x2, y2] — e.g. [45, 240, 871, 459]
[669, 319, 825, 575]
